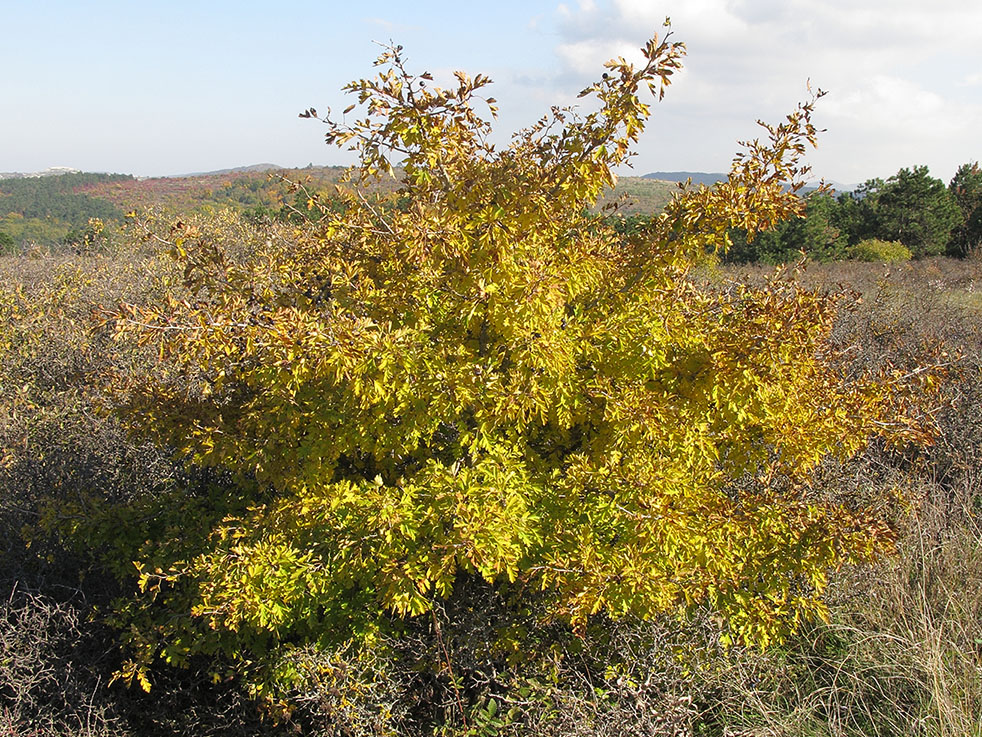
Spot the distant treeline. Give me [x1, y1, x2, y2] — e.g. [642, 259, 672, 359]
[724, 163, 982, 263]
[3, 163, 981, 262]
[0, 173, 132, 249]
[0, 168, 353, 252]
[0, 172, 131, 222]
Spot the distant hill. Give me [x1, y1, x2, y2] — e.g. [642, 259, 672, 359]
[596, 176, 676, 214]
[0, 171, 133, 246]
[642, 171, 727, 186]
[815, 181, 856, 194]
[0, 164, 680, 250]
[642, 172, 857, 196]
[175, 163, 285, 178]
[77, 165, 352, 214]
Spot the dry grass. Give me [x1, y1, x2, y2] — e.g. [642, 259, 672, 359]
[685, 258, 982, 737]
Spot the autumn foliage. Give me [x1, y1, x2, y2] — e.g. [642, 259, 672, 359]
[90, 28, 939, 697]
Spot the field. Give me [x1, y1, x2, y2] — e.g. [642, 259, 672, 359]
[1, 220, 979, 736]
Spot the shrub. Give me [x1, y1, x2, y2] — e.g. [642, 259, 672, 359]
[850, 238, 912, 263]
[44, 30, 944, 726]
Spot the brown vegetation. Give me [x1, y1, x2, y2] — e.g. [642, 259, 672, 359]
[1, 230, 979, 734]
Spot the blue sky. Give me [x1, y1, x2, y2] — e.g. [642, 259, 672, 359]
[3, 1, 980, 185]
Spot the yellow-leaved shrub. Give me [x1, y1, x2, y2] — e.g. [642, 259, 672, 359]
[90, 29, 941, 696]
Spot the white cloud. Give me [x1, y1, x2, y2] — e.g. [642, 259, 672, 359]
[547, 0, 982, 182]
[555, 38, 648, 76]
[824, 76, 949, 131]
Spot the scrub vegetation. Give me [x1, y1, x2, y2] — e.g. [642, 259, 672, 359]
[2, 28, 980, 737]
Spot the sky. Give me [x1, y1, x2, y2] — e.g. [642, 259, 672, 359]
[2, 0, 980, 185]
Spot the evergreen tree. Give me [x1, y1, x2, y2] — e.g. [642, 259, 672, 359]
[868, 166, 961, 257]
[725, 191, 845, 263]
[833, 179, 882, 247]
[949, 161, 982, 256]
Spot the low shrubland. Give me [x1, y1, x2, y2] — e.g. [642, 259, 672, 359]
[1, 223, 979, 737]
[2, 29, 980, 737]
